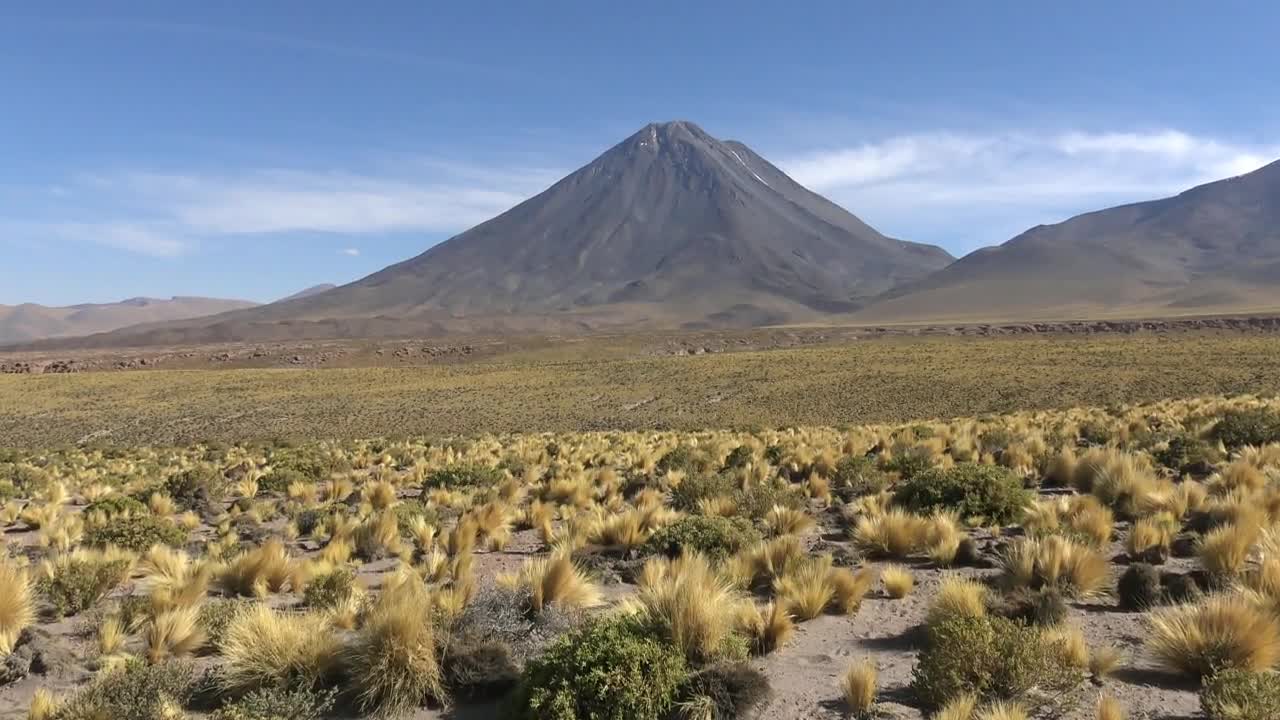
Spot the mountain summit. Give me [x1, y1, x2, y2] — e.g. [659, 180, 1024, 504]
[47, 121, 951, 345]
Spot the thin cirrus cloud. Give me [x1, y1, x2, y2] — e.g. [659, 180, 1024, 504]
[778, 129, 1279, 251]
[15, 129, 1278, 259]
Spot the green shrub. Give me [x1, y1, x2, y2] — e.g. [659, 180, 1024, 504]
[991, 587, 1068, 627]
[832, 456, 890, 498]
[303, 567, 361, 611]
[883, 446, 936, 481]
[40, 558, 132, 617]
[0, 463, 49, 496]
[1212, 408, 1280, 450]
[657, 446, 713, 475]
[734, 481, 806, 521]
[165, 466, 226, 512]
[1154, 433, 1220, 473]
[910, 615, 1081, 709]
[52, 659, 194, 719]
[84, 514, 188, 552]
[212, 686, 337, 720]
[1078, 421, 1111, 446]
[84, 495, 148, 518]
[670, 473, 737, 513]
[511, 616, 688, 720]
[424, 464, 504, 489]
[1201, 668, 1280, 720]
[894, 464, 1031, 525]
[257, 468, 304, 494]
[644, 516, 761, 560]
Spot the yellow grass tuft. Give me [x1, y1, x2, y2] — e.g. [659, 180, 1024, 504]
[829, 566, 878, 615]
[1145, 593, 1280, 677]
[144, 605, 206, 662]
[933, 693, 978, 720]
[737, 601, 794, 655]
[349, 578, 446, 715]
[853, 508, 930, 559]
[929, 576, 988, 625]
[0, 560, 35, 655]
[1000, 535, 1109, 598]
[637, 552, 748, 662]
[881, 564, 915, 599]
[774, 555, 835, 621]
[28, 688, 59, 720]
[1199, 521, 1261, 578]
[218, 537, 307, 597]
[1088, 645, 1124, 680]
[840, 659, 878, 716]
[975, 701, 1027, 720]
[764, 505, 817, 537]
[502, 552, 602, 614]
[220, 604, 341, 692]
[1096, 693, 1126, 720]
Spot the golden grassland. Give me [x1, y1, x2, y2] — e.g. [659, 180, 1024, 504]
[4, 332, 1280, 446]
[4, 395, 1280, 717]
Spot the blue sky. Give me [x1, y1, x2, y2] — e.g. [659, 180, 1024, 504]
[3, 1, 1280, 306]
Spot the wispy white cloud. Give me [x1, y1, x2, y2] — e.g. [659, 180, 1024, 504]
[779, 129, 1279, 252]
[18, 163, 561, 256]
[340, 247, 360, 256]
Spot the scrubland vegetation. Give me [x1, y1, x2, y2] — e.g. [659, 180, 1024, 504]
[5, 333, 1280, 446]
[4, 393, 1280, 717]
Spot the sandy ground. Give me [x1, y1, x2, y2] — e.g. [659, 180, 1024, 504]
[0, 512, 1207, 720]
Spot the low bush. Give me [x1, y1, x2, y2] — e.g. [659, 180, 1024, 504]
[1212, 408, 1280, 450]
[442, 634, 521, 701]
[832, 456, 890, 498]
[894, 464, 1031, 525]
[52, 658, 194, 720]
[911, 615, 1081, 709]
[39, 556, 132, 617]
[424, 464, 504, 489]
[670, 473, 737, 513]
[883, 446, 937, 481]
[211, 687, 337, 720]
[165, 466, 227, 512]
[302, 567, 361, 611]
[657, 446, 713, 475]
[1154, 434, 1219, 473]
[84, 495, 147, 519]
[84, 514, 188, 552]
[511, 616, 688, 720]
[643, 515, 760, 560]
[991, 587, 1068, 627]
[1200, 668, 1280, 720]
[1117, 563, 1162, 610]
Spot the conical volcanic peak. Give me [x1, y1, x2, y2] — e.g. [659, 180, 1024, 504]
[26, 121, 955, 347]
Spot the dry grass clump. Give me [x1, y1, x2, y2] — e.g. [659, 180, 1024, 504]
[974, 701, 1028, 720]
[348, 579, 447, 716]
[764, 505, 816, 537]
[999, 535, 1109, 598]
[829, 566, 879, 614]
[736, 601, 794, 655]
[1145, 593, 1280, 677]
[1096, 692, 1126, 720]
[500, 552, 602, 614]
[0, 559, 35, 654]
[219, 604, 341, 692]
[933, 693, 978, 720]
[841, 658, 878, 717]
[1126, 515, 1176, 561]
[881, 565, 915, 599]
[218, 537, 308, 597]
[775, 554, 836, 621]
[929, 576, 988, 625]
[144, 604, 206, 662]
[853, 509, 931, 559]
[1199, 521, 1261, 579]
[636, 552, 748, 662]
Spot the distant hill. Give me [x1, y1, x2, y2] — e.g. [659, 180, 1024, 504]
[857, 159, 1280, 322]
[35, 120, 952, 347]
[0, 296, 258, 344]
[278, 284, 337, 302]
